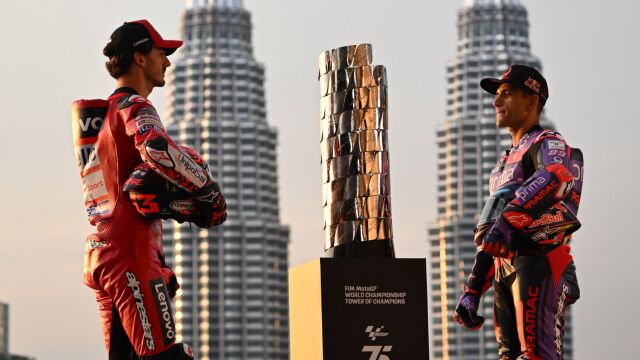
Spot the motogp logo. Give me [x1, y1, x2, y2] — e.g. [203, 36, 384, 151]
[362, 325, 392, 360]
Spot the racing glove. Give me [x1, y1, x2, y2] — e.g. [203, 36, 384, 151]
[192, 181, 227, 228]
[453, 292, 484, 330]
[177, 146, 227, 228]
[482, 219, 516, 258]
[161, 266, 180, 299]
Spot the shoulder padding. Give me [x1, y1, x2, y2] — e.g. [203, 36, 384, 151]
[534, 129, 565, 143]
[118, 94, 152, 110]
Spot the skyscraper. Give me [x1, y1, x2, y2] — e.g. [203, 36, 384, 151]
[427, 1, 572, 359]
[162, 1, 290, 359]
[0, 302, 7, 355]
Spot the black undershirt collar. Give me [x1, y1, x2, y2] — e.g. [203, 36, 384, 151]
[111, 87, 139, 96]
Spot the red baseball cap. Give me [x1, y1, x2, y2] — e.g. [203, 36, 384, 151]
[106, 19, 183, 56]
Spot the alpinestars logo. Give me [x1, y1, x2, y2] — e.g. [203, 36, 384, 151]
[126, 272, 155, 350]
[365, 325, 389, 341]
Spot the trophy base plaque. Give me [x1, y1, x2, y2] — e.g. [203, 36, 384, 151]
[289, 258, 428, 360]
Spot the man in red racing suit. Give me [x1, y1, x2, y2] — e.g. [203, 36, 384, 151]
[71, 20, 224, 359]
[452, 65, 582, 360]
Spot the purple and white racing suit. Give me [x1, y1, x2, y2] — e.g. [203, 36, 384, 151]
[463, 125, 583, 360]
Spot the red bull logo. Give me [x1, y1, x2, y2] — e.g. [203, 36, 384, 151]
[529, 211, 564, 228]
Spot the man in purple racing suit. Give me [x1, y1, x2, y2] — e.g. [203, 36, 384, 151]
[453, 65, 583, 360]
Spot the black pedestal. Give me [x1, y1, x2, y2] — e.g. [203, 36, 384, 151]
[289, 258, 429, 359]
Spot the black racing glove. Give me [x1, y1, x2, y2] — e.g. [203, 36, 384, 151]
[453, 292, 484, 330]
[192, 181, 227, 228]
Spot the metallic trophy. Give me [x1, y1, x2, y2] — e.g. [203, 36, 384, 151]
[318, 44, 394, 258]
[288, 46, 427, 360]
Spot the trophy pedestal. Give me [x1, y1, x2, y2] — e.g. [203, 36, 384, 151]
[289, 258, 428, 360]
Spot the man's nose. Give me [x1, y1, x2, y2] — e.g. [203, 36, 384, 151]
[493, 95, 502, 108]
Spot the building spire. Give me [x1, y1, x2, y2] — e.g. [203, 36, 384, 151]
[185, 0, 243, 9]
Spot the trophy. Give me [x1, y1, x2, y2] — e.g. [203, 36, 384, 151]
[318, 44, 394, 258]
[288, 44, 428, 360]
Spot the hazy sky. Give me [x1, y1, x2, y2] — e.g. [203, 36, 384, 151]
[0, 0, 638, 358]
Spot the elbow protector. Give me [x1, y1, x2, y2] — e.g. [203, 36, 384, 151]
[502, 163, 574, 229]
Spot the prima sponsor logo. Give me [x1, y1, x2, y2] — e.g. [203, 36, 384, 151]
[170, 200, 194, 212]
[150, 279, 176, 346]
[523, 180, 559, 210]
[554, 284, 569, 355]
[517, 176, 547, 201]
[490, 167, 515, 193]
[177, 153, 207, 185]
[126, 272, 155, 350]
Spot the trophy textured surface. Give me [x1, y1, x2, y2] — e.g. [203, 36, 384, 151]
[318, 44, 394, 258]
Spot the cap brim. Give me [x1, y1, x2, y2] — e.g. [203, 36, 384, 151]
[480, 78, 504, 95]
[156, 39, 183, 55]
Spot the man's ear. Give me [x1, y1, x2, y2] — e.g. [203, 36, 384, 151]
[133, 52, 146, 67]
[527, 92, 540, 114]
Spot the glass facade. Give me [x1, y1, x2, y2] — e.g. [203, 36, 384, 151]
[163, 2, 290, 359]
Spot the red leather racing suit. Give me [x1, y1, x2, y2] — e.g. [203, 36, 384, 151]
[72, 88, 208, 358]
